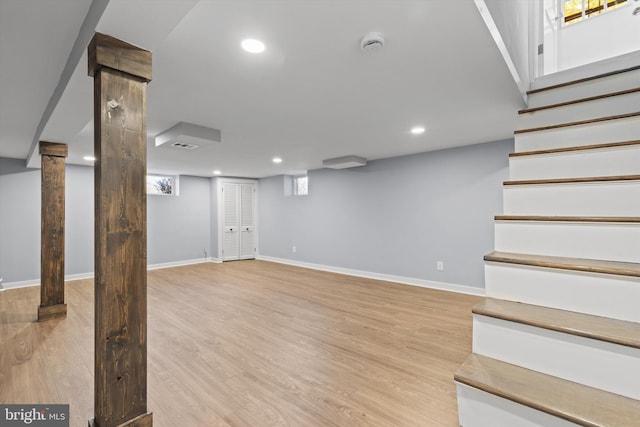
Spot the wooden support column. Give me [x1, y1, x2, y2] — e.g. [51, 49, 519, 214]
[38, 141, 68, 322]
[88, 33, 153, 427]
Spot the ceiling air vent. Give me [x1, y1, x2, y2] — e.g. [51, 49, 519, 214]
[155, 122, 221, 151]
[323, 155, 367, 169]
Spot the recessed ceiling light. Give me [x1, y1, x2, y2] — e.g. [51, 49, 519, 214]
[83, 156, 96, 161]
[411, 126, 426, 135]
[272, 157, 282, 164]
[213, 170, 221, 175]
[241, 38, 265, 54]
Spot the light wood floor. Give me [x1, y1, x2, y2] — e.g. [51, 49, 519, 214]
[0, 260, 480, 426]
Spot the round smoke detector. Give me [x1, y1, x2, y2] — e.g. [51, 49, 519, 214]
[360, 32, 385, 52]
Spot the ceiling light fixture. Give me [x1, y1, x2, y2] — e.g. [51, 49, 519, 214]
[83, 156, 96, 161]
[272, 157, 282, 164]
[213, 170, 221, 175]
[411, 126, 426, 135]
[241, 38, 265, 54]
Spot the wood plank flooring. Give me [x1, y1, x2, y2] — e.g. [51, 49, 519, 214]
[0, 260, 480, 426]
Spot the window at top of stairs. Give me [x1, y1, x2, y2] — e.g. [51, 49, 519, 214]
[563, 0, 627, 25]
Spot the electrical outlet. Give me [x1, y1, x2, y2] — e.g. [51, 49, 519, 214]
[436, 261, 444, 271]
[292, 246, 297, 253]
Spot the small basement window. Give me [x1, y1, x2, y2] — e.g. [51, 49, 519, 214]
[147, 174, 178, 196]
[563, 0, 627, 25]
[293, 175, 308, 196]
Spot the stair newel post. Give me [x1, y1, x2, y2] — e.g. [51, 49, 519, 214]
[88, 32, 153, 427]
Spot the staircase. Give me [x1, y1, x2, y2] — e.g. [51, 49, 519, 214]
[454, 64, 640, 426]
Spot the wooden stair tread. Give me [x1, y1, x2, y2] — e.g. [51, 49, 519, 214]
[509, 139, 640, 158]
[495, 215, 640, 223]
[514, 111, 640, 134]
[519, 87, 640, 115]
[455, 354, 640, 427]
[527, 64, 640, 95]
[474, 298, 640, 349]
[484, 251, 640, 278]
[504, 174, 640, 186]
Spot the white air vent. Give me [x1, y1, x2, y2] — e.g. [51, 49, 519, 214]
[155, 122, 221, 150]
[323, 155, 367, 169]
[171, 142, 199, 150]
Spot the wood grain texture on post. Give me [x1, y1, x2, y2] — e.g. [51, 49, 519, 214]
[38, 141, 68, 322]
[88, 33, 153, 427]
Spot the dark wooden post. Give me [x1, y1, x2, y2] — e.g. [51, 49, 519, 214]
[38, 141, 68, 322]
[88, 33, 153, 427]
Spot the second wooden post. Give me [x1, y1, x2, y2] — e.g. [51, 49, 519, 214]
[38, 141, 68, 321]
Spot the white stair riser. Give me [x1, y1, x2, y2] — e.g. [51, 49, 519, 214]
[503, 181, 640, 216]
[495, 222, 640, 263]
[485, 262, 640, 323]
[514, 116, 640, 152]
[456, 382, 578, 427]
[527, 67, 640, 109]
[519, 90, 640, 130]
[509, 145, 640, 180]
[473, 316, 640, 400]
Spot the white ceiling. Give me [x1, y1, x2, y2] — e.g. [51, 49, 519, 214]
[0, 0, 524, 179]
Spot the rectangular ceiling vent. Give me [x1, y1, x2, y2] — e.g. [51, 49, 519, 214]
[322, 155, 367, 169]
[155, 122, 221, 151]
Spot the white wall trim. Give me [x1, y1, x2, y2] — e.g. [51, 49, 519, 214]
[0, 258, 223, 290]
[0, 256, 483, 297]
[0, 278, 41, 290]
[147, 258, 211, 271]
[256, 255, 486, 296]
[65, 272, 95, 282]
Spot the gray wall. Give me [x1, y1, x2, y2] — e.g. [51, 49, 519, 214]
[65, 164, 94, 276]
[209, 177, 219, 259]
[1, 139, 510, 288]
[0, 158, 40, 283]
[147, 175, 211, 264]
[0, 159, 212, 283]
[258, 139, 512, 289]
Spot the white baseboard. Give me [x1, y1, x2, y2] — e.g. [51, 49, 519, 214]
[147, 258, 213, 270]
[1, 256, 479, 297]
[1, 258, 223, 290]
[256, 255, 485, 296]
[0, 278, 40, 290]
[64, 272, 94, 282]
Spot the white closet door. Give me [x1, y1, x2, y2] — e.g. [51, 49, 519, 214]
[222, 182, 240, 261]
[239, 183, 256, 259]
